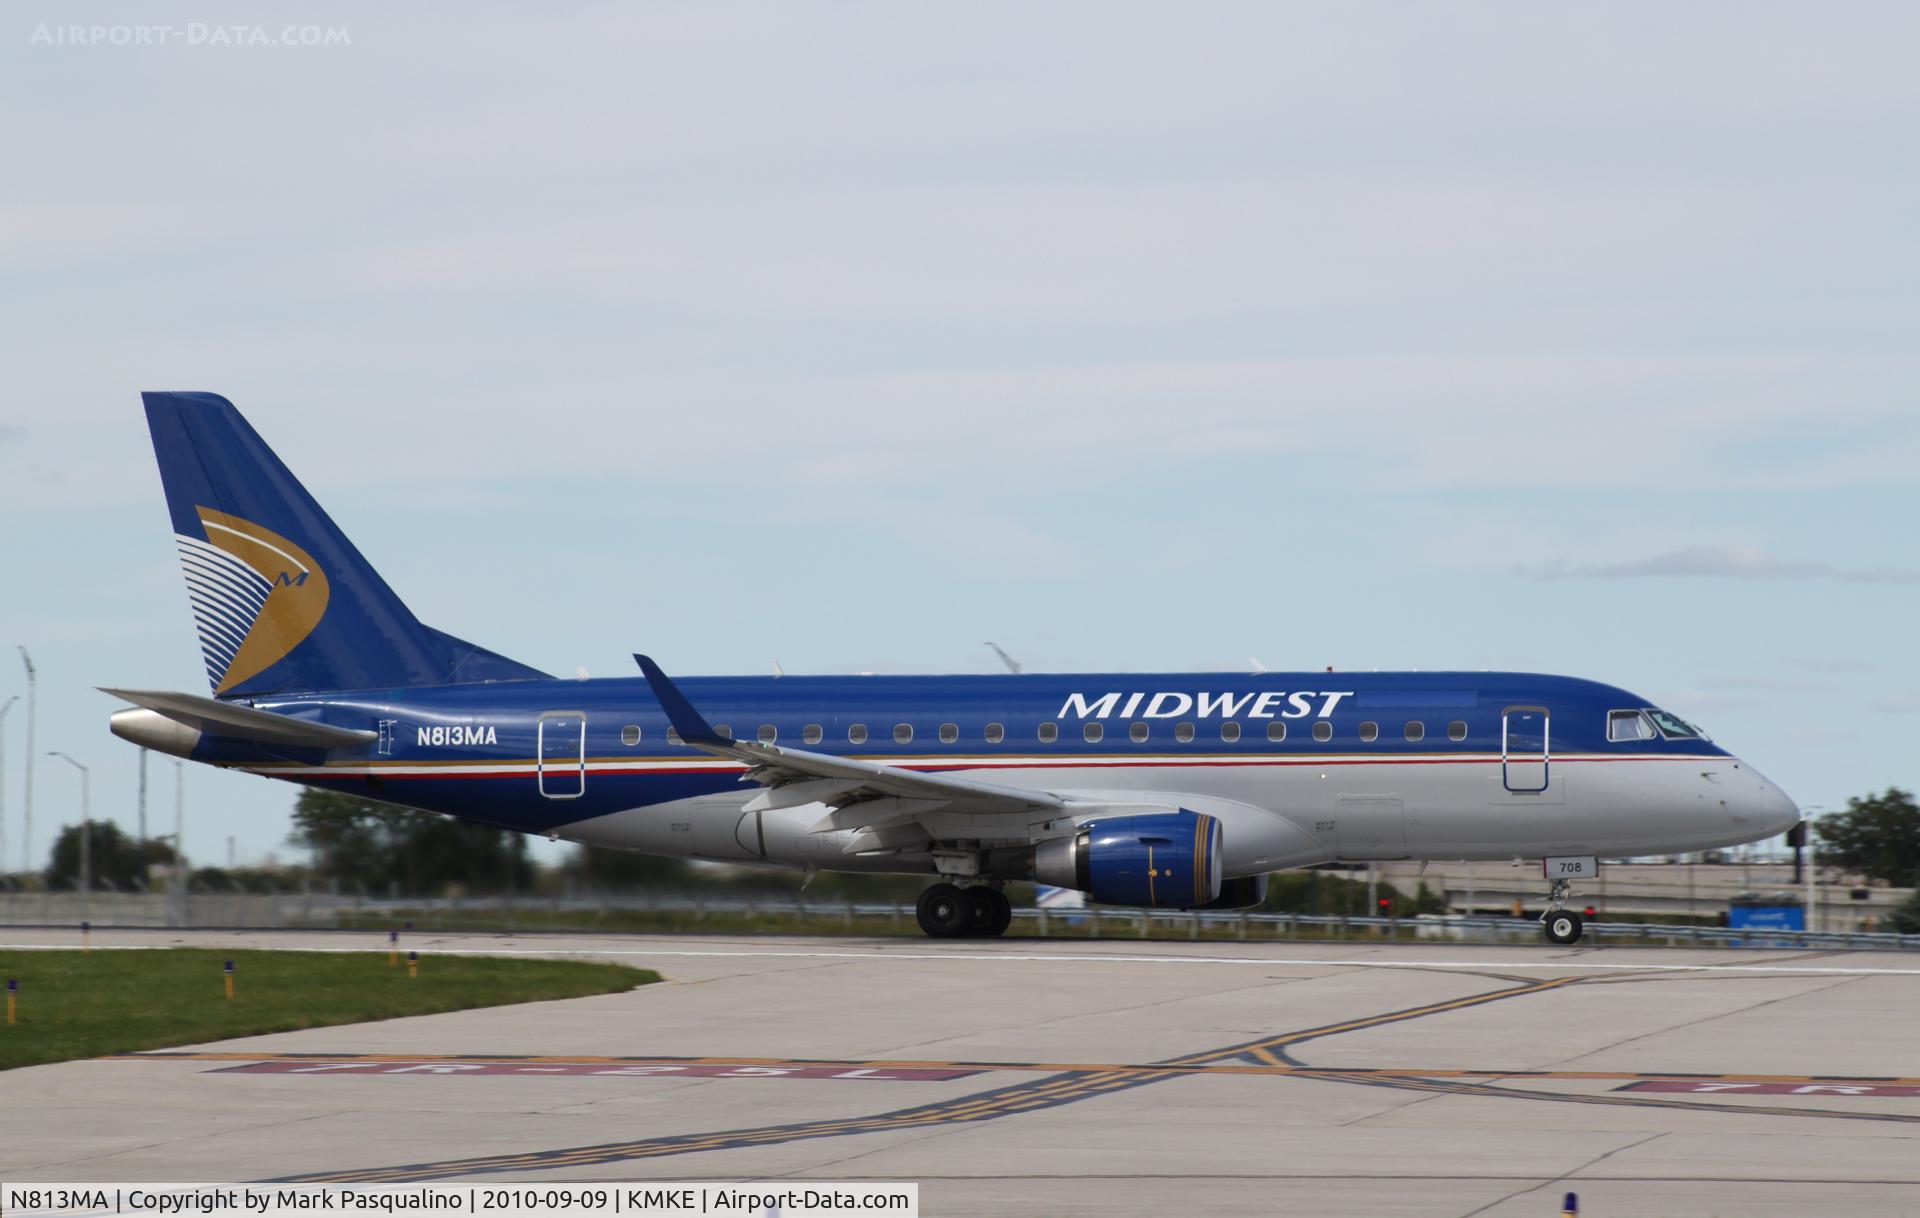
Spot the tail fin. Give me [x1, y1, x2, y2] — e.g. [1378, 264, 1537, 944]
[143, 391, 549, 696]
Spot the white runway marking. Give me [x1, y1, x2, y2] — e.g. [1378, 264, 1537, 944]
[7, 942, 1920, 977]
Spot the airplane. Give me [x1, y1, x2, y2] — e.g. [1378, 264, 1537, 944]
[106, 392, 1804, 944]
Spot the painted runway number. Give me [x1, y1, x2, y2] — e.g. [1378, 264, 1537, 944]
[1619, 1081, 1920, 1097]
[213, 1060, 978, 1081]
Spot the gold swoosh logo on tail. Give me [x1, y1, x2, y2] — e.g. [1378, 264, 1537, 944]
[196, 506, 330, 693]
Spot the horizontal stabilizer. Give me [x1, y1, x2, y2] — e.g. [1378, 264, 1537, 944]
[100, 687, 376, 749]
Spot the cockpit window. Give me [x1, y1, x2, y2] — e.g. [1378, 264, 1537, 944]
[1607, 710, 1656, 742]
[1645, 708, 1707, 740]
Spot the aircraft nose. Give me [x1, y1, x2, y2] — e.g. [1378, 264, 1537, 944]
[1750, 767, 1801, 835]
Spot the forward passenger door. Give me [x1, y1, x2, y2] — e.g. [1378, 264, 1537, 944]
[1501, 706, 1549, 793]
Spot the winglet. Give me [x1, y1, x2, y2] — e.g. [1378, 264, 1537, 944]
[634, 655, 727, 746]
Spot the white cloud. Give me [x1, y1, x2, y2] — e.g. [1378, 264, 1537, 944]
[5, 4, 1920, 513]
[1872, 693, 1920, 715]
[1520, 545, 1920, 583]
[1783, 657, 1881, 675]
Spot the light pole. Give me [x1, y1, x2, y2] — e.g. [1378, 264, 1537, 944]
[1, 694, 17, 881]
[46, 751, 90, 908]
[1802, 806, 1825, 934]
[173, 759, 187, 921]
[18, 648, 34, 874]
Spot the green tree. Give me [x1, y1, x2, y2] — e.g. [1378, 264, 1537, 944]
[45, 822, 176, 890]
[289, 788, 532, 895]
[561, 845, 688, 889]
[1885, 888, 1920, 936]
[1814, 788, 1920, 887]
[1410, 879, 1450, 916]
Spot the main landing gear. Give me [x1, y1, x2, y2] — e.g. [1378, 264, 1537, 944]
[916, 882, 1012, 939]
[1541, 878, 1584, 945]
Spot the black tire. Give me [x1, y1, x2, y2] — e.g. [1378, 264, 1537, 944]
[1544, 910, 1584, 945]
[917, 883, 969, 938]
[964, 887, 1013, 938]
[985, 888, 1014, 937]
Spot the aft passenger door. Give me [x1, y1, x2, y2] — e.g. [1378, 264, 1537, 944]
[1502, 706, 1549, 793]
[538, 711, 586, 799]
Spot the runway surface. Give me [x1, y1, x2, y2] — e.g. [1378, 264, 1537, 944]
[3, 929, 1919, 1216]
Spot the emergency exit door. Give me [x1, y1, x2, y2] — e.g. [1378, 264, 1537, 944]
[538, 711, 586, 799]
[1502, 706, 1549, 792]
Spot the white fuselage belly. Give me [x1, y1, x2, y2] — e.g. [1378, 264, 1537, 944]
[556, 752, 1785, 874]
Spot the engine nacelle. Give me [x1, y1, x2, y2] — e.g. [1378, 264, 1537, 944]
[1033, 810, 1223, 908]
[1190, 874, 1267, 911]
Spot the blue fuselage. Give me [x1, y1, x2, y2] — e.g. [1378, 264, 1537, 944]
[181, 670, 1798, 876]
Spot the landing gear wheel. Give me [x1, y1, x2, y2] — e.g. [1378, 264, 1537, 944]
[986, 888, 1013, 937]
[1544, 910, 1584, 945]
[916, 883, 969, 938]
[964, 887, 1013, 938]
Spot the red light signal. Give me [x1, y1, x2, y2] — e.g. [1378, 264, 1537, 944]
[1583, 906, 1596, 918]
[1378, 898, 1392, 912]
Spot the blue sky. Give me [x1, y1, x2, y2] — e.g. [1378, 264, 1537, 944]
[1, 3, 1916, 870]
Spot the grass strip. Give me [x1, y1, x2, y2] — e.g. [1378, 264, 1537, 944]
[0, 948, 656, 1071]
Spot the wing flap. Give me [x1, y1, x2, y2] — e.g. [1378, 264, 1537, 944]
[743, 779, 868, 813]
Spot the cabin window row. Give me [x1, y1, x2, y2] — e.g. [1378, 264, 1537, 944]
[632, 719, 1475, 746]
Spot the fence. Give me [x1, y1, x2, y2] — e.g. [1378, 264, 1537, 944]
[3, 889, 1917, 952]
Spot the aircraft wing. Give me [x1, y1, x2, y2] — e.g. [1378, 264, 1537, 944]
[635, 655, 1064, 816]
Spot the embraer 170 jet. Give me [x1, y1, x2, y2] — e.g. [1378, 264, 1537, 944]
[107, 393, 1803, 943]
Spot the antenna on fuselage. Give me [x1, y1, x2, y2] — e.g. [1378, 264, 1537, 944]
[1249, 656, 1267, 674]
[984, 641, 1022, 674]
[772, 661, 785, 678]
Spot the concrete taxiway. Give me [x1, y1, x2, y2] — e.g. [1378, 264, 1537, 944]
[3, 929, 1919, 1216]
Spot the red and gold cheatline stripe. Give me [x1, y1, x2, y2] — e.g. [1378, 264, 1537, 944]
[235, 752, 1725, 780]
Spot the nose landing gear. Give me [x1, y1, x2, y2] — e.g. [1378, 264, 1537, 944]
[916, 882, 1012, 938]
[1541, 878, 1584, 944]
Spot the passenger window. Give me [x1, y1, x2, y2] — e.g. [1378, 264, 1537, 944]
[1175, 722, 1195, 743]
[1405, 721, 1425, 742]
[714, 724, 733, 740]
[1609, 710, 1656, 742]
[1130, 722, 1149, 743]
[939, 722, 958, 743]
[1084, 722, 1103, 743]
[1358, 721, 1379, 742]
[848, 724, 868, 744]
[1313, 721, 1333, 742]
[1267, 722, 1286, 742]
[894, 723, 913, 744]
[1448, 720, 1468, 742]
[1038, 721, 1058, 743]
[1221, 721, 1241, 743]
[758, 724, 777, 744]
[666, 726, 683, 746]
[620, 724, 642, 747]
[985, 722, 1005, 744]
[803, 723, 823, 745]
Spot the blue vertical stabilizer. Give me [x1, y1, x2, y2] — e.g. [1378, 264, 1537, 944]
[142, 391, 549, 696]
